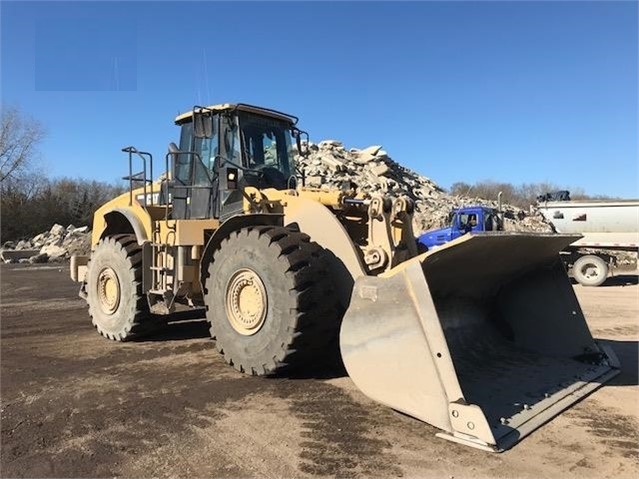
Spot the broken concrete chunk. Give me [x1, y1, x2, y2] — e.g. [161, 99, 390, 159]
[49, 224, 66, 237]
[370, 163, 390, 177]
[31, 233, 46, 246]
[16, 240, 32, 250]
[69, 226, 89, 235]
[318, 140, 343, 148]
[353, 152, 378, 164]
[320, 155, 344, 170]
[306, 176, 323, 187]
[359, 145, 383, 157]
[354, 145, 385, 164]
[44, 235, 64, 247]
[40, 244, 67, 259]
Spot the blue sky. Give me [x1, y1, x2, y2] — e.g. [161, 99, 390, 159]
[2, 0, 637, 197]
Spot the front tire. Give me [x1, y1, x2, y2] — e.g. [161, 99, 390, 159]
[573, 254, 608, 287]
[205, 226, 341, 375]
[86, 234, 152, 340]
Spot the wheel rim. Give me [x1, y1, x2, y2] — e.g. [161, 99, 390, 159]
[225, 268, 268, 336]
[97, 267, 121, 315]
[580, 263, 599, 279]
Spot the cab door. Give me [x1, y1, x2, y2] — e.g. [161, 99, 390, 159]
[215, 113, 245, 220]
[172, 115, 219, 220]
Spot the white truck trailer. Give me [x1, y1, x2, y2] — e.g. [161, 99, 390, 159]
[536, 199, 639, 286]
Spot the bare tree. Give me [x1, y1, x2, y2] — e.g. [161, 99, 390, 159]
[0, 107, 45, 182]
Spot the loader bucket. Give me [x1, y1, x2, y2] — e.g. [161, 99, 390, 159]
[340, 232, 620, 452]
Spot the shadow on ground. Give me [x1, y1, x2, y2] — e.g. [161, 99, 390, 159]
[597, 339, 639, 387]
[136, 317, 348, 379]
[143, 319, 212, 342]
[600, 274, 638, 287]
[570, 273, 638, 287]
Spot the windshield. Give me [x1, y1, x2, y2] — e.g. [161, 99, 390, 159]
[238, 112, 295, 180]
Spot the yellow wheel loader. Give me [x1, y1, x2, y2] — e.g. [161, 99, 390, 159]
[70, 103, 619, 452]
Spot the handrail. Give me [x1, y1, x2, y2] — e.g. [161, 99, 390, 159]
[122, 146, 154, 207]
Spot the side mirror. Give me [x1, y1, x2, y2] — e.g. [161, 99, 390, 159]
[194, 113, 216, 138]
[292, 128, 309, 157]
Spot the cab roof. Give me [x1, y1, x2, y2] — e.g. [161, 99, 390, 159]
[174, 103, 298, 125]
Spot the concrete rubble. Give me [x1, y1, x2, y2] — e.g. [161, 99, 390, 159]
[1, 224, 91, 264]
[294, 140, 552, 234]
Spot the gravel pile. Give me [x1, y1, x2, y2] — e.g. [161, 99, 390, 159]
[1, 224, 91, 264]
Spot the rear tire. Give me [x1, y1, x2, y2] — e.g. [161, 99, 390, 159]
[572, 255, 608, 287]
[86, 234, 154, 340]
[204, 226, 341, 375]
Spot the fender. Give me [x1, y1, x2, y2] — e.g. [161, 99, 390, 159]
[92, 205, 152, 247]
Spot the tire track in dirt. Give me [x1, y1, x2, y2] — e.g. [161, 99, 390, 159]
[563, 401, 639, 461]
[282, 380, 403, 478]
[1, 351, 274, 478]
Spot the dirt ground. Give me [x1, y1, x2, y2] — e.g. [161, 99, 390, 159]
[1, 264, 637, 479]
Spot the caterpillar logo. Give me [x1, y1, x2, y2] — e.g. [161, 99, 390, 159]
[135, 192, 162, 205]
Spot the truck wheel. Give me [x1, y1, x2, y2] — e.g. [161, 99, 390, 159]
[86, 234, 153, 340]
[573, 255, 609, 287]
[204, 226, 341, 375]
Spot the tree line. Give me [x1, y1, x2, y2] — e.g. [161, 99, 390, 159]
[1, 174, 125, 243]
[0, 107, 125, 243]
[447, 181, 614, 210]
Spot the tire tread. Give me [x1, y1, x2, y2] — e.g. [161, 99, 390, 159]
[205, 226, 342, 375]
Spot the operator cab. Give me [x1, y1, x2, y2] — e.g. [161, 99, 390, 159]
[170, 103, 306, 221]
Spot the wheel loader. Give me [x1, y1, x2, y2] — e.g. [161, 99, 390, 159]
[70, 103, 620, 452]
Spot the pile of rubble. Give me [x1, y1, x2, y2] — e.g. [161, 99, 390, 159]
[296, 140, 552, 234]
[1, 224, 91, 264]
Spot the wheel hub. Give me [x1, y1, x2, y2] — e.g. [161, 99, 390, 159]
[225, 268, 267, 336]
[97, 267, 120, 315]
[581, 264, 599, 279]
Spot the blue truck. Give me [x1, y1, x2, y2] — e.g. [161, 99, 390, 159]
[418, 196, 639, 286]
[417, 205, 503, 249]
